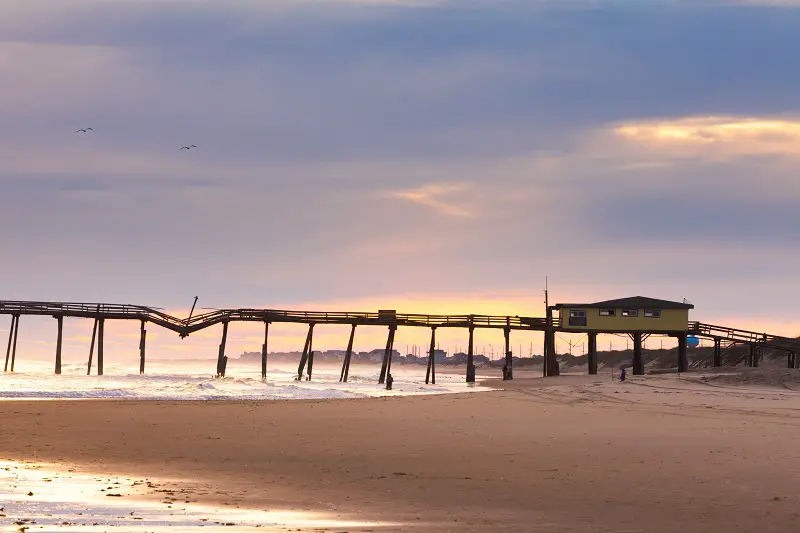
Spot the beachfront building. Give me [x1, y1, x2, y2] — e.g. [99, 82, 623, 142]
[551, 296, 694, 376]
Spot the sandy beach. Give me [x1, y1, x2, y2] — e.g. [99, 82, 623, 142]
[2, 368, 800, 532]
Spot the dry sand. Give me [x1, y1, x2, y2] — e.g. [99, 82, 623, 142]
[2, 368, 800, 532]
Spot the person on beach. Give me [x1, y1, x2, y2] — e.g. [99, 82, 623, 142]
[619, 367, 626, 382]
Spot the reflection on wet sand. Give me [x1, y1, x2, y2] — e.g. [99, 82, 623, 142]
[1, 461, 401, 532]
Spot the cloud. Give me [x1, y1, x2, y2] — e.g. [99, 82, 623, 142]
[612, 116, 800, 159]
[387, 182, 474, 217]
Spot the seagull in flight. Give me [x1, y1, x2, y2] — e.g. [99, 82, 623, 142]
[75, 127, 93, 133]
[179, 144, 197, 150]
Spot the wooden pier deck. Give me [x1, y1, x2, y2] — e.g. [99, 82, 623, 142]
[2, 300, 799, 385]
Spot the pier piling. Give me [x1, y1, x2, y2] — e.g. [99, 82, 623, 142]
[4, 314, 16, 372]
[466, 323, 475, 383]
[297, 323, 314, 380]
[340, 324, 356, 383]
[587, 331, 597, 375]
[261, 321, 270, 379]
[10, 315, 19, 372]
[712, 338, 722, 367]
[216, 321, 229, 377]
[54, 315, 63, 375]
[87, 318, 98, 375]
[425, 327, 436, 385]
[97, 318, 105, 376]
[677, 333, 688, 373]
[503, 325, 512, 380]
[632, 333, 644, 375]
[139, 320, 147, 374]
[379, 325, 397, 385]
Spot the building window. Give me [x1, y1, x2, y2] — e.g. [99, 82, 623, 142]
[621, 309, 638, 317]
[599, 309, 616, 317]
[568, 310, 587, 327]
[644, 309, 661, 318]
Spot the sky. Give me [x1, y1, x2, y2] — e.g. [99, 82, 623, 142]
[2, 0, 800, 364]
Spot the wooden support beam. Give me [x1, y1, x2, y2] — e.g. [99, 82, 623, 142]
[87, 318, 98, 375]
[587, 331, 597, 375]
[4, 315, 16, 372]
[97, 318, 105, 376]
[795, 351, 800, 370]
[340, 324, 356, 383]
[748, 344, 756, 367]
[307, 349, 315, 381]
[261, 321, 270, 380]
[379, 325, 397, 385]
[677, 333, 688, 373]
[10, 315, 19, 372]
[139, 320, 147, 375]
[752, 345, 760, 368]
[216, 320, 229, 377]
[425, 327, 436, 385]
[632, 332, 644, 375]
[54, 315, 63, 375]
[466, 323, 475, 383]
[296, 323, 314, 380]
[543, 328, 559, 377]
[713, 338, 722, 368]
[788, 352, 795, 369]
[503, 325, 512, 380]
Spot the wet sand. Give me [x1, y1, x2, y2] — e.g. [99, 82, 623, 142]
[2, 369, 800, 532]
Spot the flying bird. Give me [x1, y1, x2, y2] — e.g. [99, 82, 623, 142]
[75, 128, 93, 133]
[179, 144, 197, 150]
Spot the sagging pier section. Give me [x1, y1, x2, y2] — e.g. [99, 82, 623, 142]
[1, 300, 799, 387]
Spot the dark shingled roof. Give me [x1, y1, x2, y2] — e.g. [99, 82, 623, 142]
[553, 296, 694, 310]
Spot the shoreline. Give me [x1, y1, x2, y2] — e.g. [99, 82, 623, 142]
[3, 370, 800, 531]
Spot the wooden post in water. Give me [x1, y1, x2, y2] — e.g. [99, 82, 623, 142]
[297, 323, 314, 380]
[139, 320, 147, 374]
[216, 320, 229, 377]
[307, 350, 315, 381]
[713, 338, 722, 367]
[340, 324, 356, 383]
[379, 325, 397, 384]
[587, 331, 598, 375]
[677, 333, 688, 373]
[97, 318, 105, 376]
[795, 352, 800, 370]
[261, 321, 270, 379]
[504, 324, 512, 380]
[10, 314, 19, 372]
[632, 333, 644, 375]
[466, 322, 475, 383]
[54, 315, 63, 375]
[425, 327, 436, 385]
[383, 325, 397, 388]
[4, 315, 16, 372]
[87, 318, 98, 375]
[9, 314, 19, 372]
[788, 352, 795, 369]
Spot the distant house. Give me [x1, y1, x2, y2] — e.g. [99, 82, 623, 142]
[553, 296, 693, 333]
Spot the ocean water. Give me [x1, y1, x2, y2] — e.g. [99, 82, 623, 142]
[0, 358, 491, 401]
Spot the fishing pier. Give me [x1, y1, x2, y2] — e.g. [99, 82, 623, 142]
[2, 297, 799, 388]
